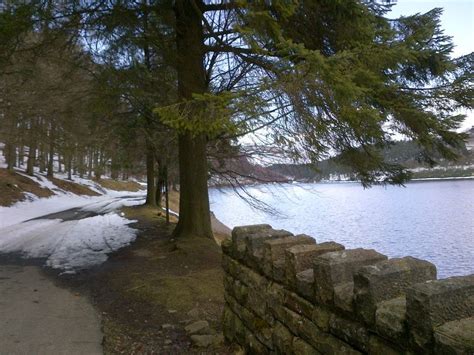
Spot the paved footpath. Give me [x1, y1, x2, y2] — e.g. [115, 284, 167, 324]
[0, 265, 103, 355]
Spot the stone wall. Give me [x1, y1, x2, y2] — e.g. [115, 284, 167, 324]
[221, 224, 474, 354]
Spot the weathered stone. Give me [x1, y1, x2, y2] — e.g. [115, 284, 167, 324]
[247, 286, 267, 319]
[354, 256, 436, 325]
[292, 337, 320, 355]
[284, 290, 315, 320]
[296, 269, 314, 300]
[222, 254, 239, 276]
[225, 293, 273, 349]
[221, 238, 233, 256]
[375, 297, 407, 342]
[286, 242, 345, 289]
[222, 305, 236, 342]
[263, 235, 315, 277]
[232, 224, 273, 240]
[329, 314, 369, 352]
[334, 282, 354, 313]
[225, 257, 268, 289]
[273, 322, 293, 354]
[368, 335, 403, 355]
[231, 224, 272, 260]
[245, 329, 269, 354]
[272, 305, 303, 336]
[273, 258, 287, 283]
[185, 320, 210, 335]
[313, 249, 387, 305]
[434, 317, 474, 354]
[299, 317, 362, 355]
[266, 282, 286, 318]
[245, 229, 293, 271]
[311, 305, 332, 332]
[233, 279, 249, 305]
[190, 334, 223, 348]
[407, 275, 474, 351]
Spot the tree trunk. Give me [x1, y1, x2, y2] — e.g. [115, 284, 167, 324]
[173, 0, 212, 239]
[6, 142, 16, 172]
[47, 126, 54, 178]
[145, 139, 156, 206]
[26, 143, 36, 176]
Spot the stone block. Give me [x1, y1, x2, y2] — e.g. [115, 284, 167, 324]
[245, 229, 293, 270]
[221, 238, 233, 256]
[292, 337, 319, 355]
[299, 317, 362, 355]
[222, 304, 236, 342]
[286, 242, 345, 290]
[375, 297, 407, 343]
[227, 258, 268, 289]
[368, 335, 403, 355]
[263, 234, 315, 277]
[231, 224, 272, 260]
[329, 314, 369, 352]
[284, 290, 315, 320]
[296, 269, 315, 300]
[225, 293, 273, 349]
[311, 305, 332, 332]
[354, 256, 436, 325]
[313, 248, 387, 305]
[434, 317, 474, 354]
[407, 275, 474, 351]
[272, 305, 303, 336]
[247, 286, 267, 319]
[334, 282, 355, 313]
[273, 259, 287, 283]
[244, 328, 269, 354]
[273, 322, 293, 354]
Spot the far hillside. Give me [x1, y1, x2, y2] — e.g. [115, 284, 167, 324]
[268, 137, 474, 182]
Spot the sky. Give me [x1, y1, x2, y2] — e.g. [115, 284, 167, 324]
[388, 0, 474, 130]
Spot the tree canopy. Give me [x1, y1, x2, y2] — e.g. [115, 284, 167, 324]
[1, 0, 472, 238]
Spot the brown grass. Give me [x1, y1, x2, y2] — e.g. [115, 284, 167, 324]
[98, 179, 144, 192]
[0, 169, 54, 206]
[49, 177, 100, 196]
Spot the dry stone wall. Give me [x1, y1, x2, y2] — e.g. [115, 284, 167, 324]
[221, 224, 474, 354]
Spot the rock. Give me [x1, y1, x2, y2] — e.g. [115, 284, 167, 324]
[262, 235, 315, 277]
[375, 297, 407, 342]
[161, 323, 174, 330]
[313, 248, 387, 305]
[286, 242, 345, 290]
[164, 339, 172, 345]
[292, 337, 319, 355]
[190, 334, 224, 348]
[434, 317, 474, 354]
[296, 269, 314, 301]
[187, 308, 200, 319]
[407, 274, 474, 350]
[185, 320, 210, 335]
[354, 256, 436, 324]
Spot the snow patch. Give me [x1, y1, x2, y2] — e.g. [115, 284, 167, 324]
[0, 214, 138, 273]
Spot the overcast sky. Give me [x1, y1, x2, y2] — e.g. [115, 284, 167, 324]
[389, 0, 474, 130]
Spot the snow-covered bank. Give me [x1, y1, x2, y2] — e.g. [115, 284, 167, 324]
[0, 214, 138, 273]
[0, 167, 147, 272]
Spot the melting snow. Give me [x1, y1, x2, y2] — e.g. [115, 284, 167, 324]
[0, 170, 146, 273]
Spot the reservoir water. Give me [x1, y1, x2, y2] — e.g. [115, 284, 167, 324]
[209, 179, 474, 278]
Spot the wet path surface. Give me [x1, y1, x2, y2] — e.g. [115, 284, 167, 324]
[0, 264, 103, 355]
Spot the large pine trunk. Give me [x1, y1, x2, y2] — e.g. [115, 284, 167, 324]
[173, 0, 213, 239]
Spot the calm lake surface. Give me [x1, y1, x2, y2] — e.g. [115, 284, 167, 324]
[209, 179, 474, 278]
